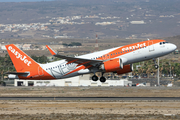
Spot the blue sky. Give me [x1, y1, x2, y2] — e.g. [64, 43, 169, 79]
[0, 0, 53, 2]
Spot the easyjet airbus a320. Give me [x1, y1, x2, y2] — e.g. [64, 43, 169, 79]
[5, 39, 176, 82]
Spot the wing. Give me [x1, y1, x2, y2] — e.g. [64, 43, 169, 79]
[46, 45, 103, 67]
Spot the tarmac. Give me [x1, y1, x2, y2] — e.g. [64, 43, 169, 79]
[0, 97, 180, 101]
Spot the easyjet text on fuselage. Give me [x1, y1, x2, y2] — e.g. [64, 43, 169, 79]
[122, 43, 146, 51]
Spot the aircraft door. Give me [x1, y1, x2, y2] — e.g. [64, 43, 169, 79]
[149, 41, 154, 52]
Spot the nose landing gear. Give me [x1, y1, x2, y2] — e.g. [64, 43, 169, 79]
[155, 64, 159, 69]
[153, 58, 159, 69]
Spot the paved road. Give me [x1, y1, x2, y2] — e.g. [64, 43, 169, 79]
[0, 97, 180, 101]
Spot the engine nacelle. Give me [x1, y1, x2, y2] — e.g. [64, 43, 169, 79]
[100, 58, 123, 72]
[116, 64, 133, 75]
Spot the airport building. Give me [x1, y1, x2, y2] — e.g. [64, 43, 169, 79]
[14, 74, 132, 87]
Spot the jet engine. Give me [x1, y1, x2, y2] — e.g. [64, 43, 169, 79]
[116, 64, 133, 75]
[99, 58, 123, 72]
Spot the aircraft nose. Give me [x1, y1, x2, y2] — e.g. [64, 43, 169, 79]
[170, 43, 177, 51]
[172, 44, 177, 51]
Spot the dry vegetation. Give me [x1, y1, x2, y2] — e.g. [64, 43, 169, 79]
[0, 87, 180, 97]
[0, 87, 179, 119]
[0, 101, 179, 120]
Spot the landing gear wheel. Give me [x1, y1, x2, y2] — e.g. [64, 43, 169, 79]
[153, 58, 159, 69]
[92, 75, 98, 81]
[100, 76, 106, 83]
[155, 65, 159, 69]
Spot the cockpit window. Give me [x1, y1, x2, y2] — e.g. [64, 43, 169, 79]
[160, 42, 168, 45]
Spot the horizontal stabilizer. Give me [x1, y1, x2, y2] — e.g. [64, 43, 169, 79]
[5, 72, 29, 75]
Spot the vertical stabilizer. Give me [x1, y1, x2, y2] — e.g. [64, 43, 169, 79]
[5, 44, 39, 72]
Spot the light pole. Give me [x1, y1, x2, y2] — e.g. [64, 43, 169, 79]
[157, 58, 160, 86]
[169, 61, 172, 81]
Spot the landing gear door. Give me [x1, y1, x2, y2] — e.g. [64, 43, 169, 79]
[149, 41, 154, 52]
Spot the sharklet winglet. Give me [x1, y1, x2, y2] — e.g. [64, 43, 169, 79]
[46, 45, 57, 55]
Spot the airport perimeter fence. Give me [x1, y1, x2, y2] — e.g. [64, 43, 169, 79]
[129, 78, 173, 86]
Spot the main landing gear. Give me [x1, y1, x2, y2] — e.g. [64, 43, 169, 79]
[92, 75, 98, 81]
[153, 58, 159, 69]
[92, 73, 106, 83]
[100, 76, 106, 82]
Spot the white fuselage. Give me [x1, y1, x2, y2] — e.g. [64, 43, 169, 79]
[40, 42, 176, 79]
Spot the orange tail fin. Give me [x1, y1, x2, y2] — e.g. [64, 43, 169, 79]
[5, 44, 39, 72]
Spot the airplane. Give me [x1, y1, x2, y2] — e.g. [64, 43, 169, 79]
[5, 39, 177, 82]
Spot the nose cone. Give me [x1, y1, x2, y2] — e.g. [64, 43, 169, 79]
[170, 43, 177, 51]
[167, 43, 177, 53]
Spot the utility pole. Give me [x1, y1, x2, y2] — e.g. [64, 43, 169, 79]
[169, 61, 172, 81]
[157, 58, 160, 86]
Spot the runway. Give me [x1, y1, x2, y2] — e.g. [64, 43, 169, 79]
[0, 97, 180, 101]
